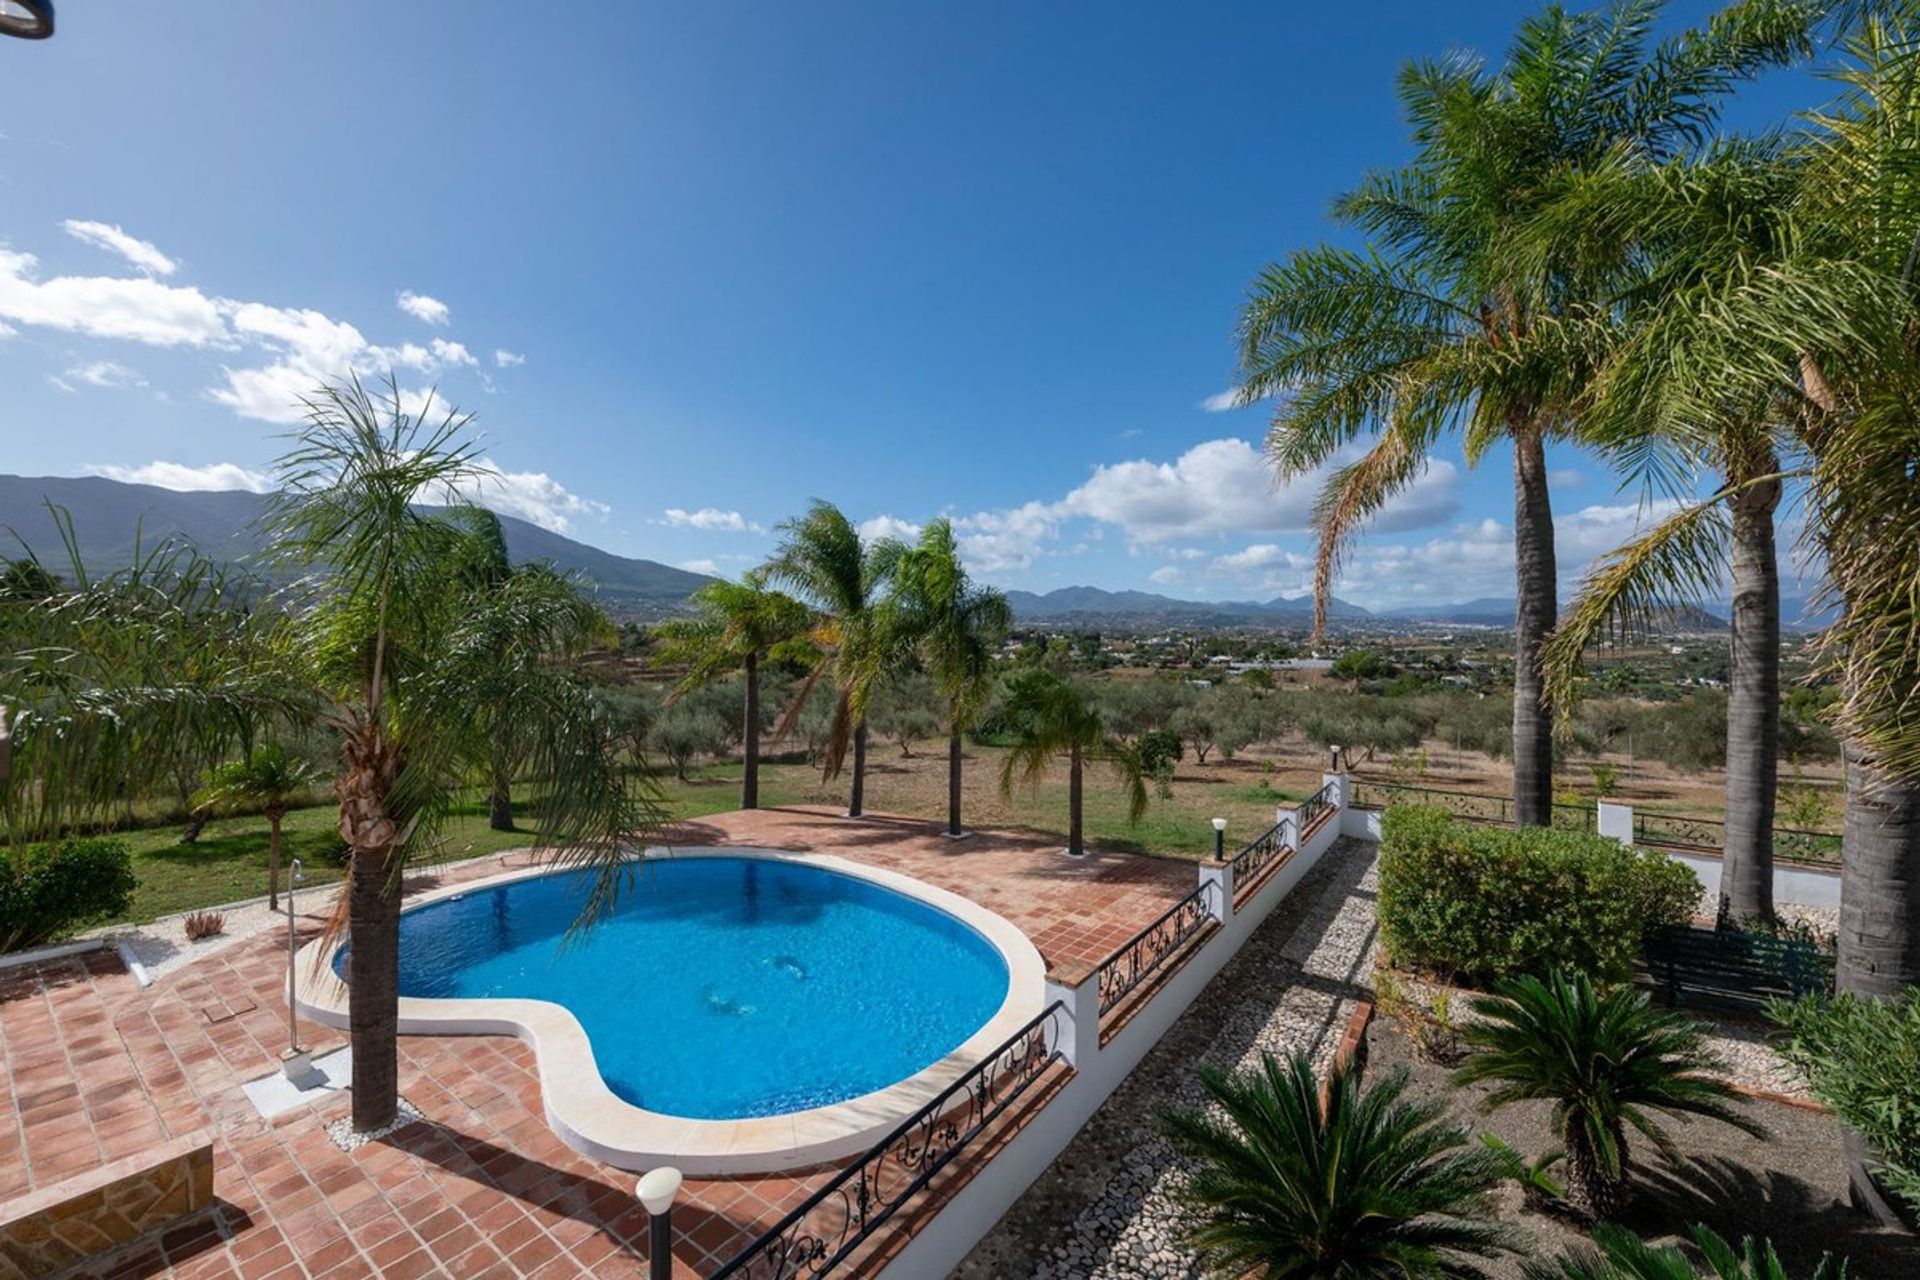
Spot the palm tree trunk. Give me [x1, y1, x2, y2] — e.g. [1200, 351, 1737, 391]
[487, 785, 512, 832]
[1836, 751, 1920, 997]
[848, 719, 868, 817]
[1723, 473, 1781, 924]
[267, 811, 282, 913]
[347, 844, 403, 1132]
[1068, 743, 1084, 856]
[948, 727, 963, 837]
[742, 650, 760, 811]
[1511, 426, 1558, 827]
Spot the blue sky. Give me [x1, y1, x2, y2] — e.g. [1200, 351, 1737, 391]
[1, 2, 1820, 606]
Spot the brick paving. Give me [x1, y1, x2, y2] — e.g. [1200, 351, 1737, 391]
[0, 806, 1196, 1279]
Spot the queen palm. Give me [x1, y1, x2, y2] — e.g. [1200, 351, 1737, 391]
[269, 376, 663, 1133]
[1164, 1050, 1509, 1280]
[198, 744, 315, 910]
[880, 519, 1012, 836]
[1532, 139, 1809, 924]
[651, 572, 815, 809]
[763, 501, 895, 818]
[1234, 0, 1815, 826]
[997, 668, 1146, 857]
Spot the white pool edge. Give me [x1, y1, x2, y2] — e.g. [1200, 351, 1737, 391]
[292, 845, 1047, 1176]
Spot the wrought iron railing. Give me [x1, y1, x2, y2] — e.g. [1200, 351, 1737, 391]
[1348, 781, 1590, 831]
[1227, 822, 1289, 908]
[1097, 880, 1219, 1015]
[1297, 780, 1340, 839]
[709, 1001, 1070, 1280]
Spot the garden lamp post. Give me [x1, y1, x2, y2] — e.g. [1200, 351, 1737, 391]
[1211, 816, 1227, 861]
[637, 1166, 682, 1280]
[284, 859, 310, 1067]
[1329, 744, 1343, 773]
[0, 0, 54, 39]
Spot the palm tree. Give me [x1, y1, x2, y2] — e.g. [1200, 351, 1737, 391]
[880, 519, 1011, 836]
[651, 572, 815, 809]
[1524, 1223, 1848, 1280]
[1, 512, 298, 849]
[1164, 1049, 1509, 1280]
[1532, 139, 1808, 925]
[763, 501, 896, 818]
[1453, 970, 1761, 1220]
[997, 668, 1146, 857]
[1233, 0, 1814, 826]
[198, 744, 314, 910]
[440, 507, 611, 831]
[269, 375, 663, 1133]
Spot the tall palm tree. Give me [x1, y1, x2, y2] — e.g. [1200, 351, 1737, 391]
[1164, 1050, 1510, 1280]
[1532, 139, 1809, 924]
[269, 375, 663, 1133]
[997, 668, 1146, 857]
[1454, 970, 1761, 1220]
[651, 572, 815, 809]
[198, 744, 314, 910]
[1234, 0, 1815, 826]
[880, 519, 1012, 836]
[763, 501, 896, 818]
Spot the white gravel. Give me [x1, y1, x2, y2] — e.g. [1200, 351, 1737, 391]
[956, 837, 1381, 1280]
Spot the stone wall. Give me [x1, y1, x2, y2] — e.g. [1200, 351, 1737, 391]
[0, 1131, 214, 1280]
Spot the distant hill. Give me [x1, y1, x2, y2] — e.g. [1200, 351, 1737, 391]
[0, 474, 715, 615]
[1003, 585, 1372, 628]
[1378, 596, 1738, 633]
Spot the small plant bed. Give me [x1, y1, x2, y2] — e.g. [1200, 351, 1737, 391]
[1365, 1004, 1918, 1277]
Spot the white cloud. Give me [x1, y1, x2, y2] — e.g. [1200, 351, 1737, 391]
[0, 247, 228, 346]
[1200, 387, 1248, 412]
[65, 360, 147, 389]
[858, 514, 922, 545]
[397, 290, 450, 326]
[84, 460, 272, 492]
[663, 507, 764, 534]
[0, 320, 15, 340]
[494, 349, 525, 368]
[1213, 543, 1308, 573]
[430, 338, 476, 367]
[1148, 566, 1183, 585]
[61, 220, 178, 277]
[953, 502, 1058, 573]
[679, 558, 720, 575]
[46, 374, 74, 393]
[1549, 468, 1583, 489]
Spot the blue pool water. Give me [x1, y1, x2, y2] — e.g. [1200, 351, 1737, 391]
[349, 857, 1009, 1120]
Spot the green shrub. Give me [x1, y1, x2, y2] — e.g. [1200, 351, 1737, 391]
[0, 839, 138, 952]
[1769, 988, 1920, 1217]
[1377, 806, 1699, 984]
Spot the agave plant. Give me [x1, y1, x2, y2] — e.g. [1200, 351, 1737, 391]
[1454, 970, 1762, 1220]
[1523, 1222, 1848, 1280]
[1164, 1050, 1509, 1279]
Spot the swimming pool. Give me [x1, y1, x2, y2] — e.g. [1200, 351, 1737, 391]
[296, 847, 1046, 1173]
[359, 856, 1009, 1120]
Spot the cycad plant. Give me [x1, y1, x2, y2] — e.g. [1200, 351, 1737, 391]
[197, 744, 314, 910]
[997, 668, 1145, 857]
[1233, 0, 1814, 826]
[269, 375, 664, 1134]
[651, 571, 815, 809]
[763, 501, 896, 818]
[1454, 970, 1762, 1219]
[1164, 1050, 1509, 1280]
[878, 519, 1011, 836]
[1523, 1222, 1848, 1280]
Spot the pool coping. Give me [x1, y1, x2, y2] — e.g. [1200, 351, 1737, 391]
[291, 845, 1048, 1176]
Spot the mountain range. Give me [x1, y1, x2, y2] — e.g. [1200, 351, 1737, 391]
[0, 475, 715, 615]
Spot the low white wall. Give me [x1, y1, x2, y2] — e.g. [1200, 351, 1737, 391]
[1594, 800, 1842, 909]
[876, 775, 1351, 1278]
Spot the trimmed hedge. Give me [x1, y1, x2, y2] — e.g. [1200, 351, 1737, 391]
[1, 838, 138, 953]
[1377, 805, 1699, 984]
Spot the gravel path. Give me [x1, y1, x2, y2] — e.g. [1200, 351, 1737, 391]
[954, 837, 1380, 1280]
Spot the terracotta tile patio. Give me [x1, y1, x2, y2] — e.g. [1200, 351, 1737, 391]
[0, 806, 1196, 1279]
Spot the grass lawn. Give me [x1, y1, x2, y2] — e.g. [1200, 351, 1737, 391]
[91, 743, 1320, 927]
